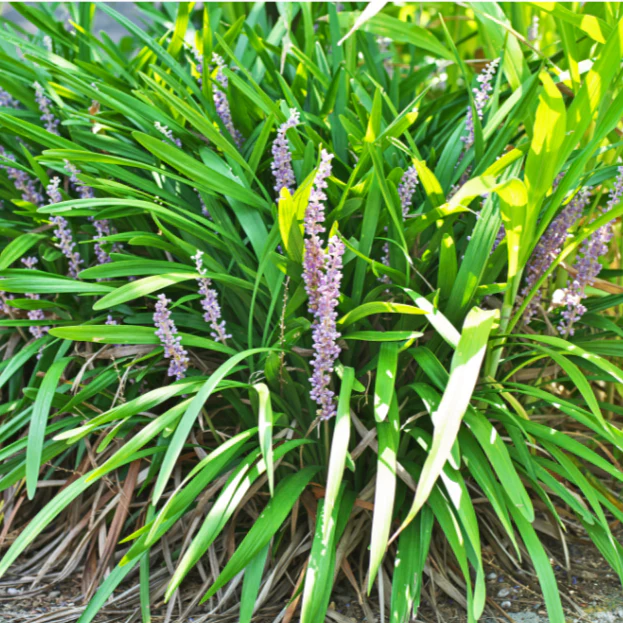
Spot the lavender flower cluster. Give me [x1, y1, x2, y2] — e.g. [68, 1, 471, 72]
[462, 58, 499, 150]
[558, 168, 623, 335]
[398, 165, 419, 218]
[0, 87, 17, 108]
[154, 121, 182, 148]
[191, 47, 204, 86]
[34, 82, 60, 135]
[194, 188, 211, 219]
[303, 150, 333, 314]
[302, 149, 345, 420]
[0, 292, 13, 315]
[65, 161, 118, 264]
[0, 147, 43, 205]
[521, 189, 590, 325]
[47, 177, 83, 278]
[153, 294, 190, 380]
[377, 165, 419, 285]
[378, 226, 391, 286]
[21, 256, 49, 345]
[309, 236, 344, 421]
[192, 251, 231, 343]
[191, 49, 244, 147]
[271, 109, 300, 195]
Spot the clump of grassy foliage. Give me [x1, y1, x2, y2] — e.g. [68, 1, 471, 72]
[1, 3, 623, 622]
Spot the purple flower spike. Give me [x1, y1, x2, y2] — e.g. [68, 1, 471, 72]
[194, 188, 211, 219]
[309, 236, 345, 421]
[192, 47, 204, 87]
[34, 82, 60, 135]
[155, 121, 182, 148]
[91, 219, 114, 265]
[47, 177, 83, 278]
[0, 88, 17, 108]
[65, 161, 118, 264]
[462, 58, 499, 150]
[271, 108, 301, 196]
[65, 160, 94, 199]
[302, 149, 344, 420]
[212, 53, 244, 148]
[153, 294, 190, 380]
[21, 256, 38, 270]
[521, 189, 590, 325]
[47, 176, 63, 204]
[192, 251, 231, 343]
[0, 291, 13, 315]
[398, 165, 419, 218]
[303, 150, 334, 314]
[559, 168, 623, 335]
[22, 256, 49, 347]
[378, 226, 391, 286]
[0, 147, 44, 205]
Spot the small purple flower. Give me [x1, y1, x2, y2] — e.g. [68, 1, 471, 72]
[65, 161, 118, 264]
[462, 58, 499, 150]
[195, 188, 211, 219]
[398, 165, 419, 218]
[46, 176, 63, 203]
[492, 226, 505, 251]
[559, 168, 623, 335]
[105, 315, 117, 325]
[309, 236, 345, 421]
[91, 219, 114, 265]
[212, 53, 244, 148]
[153, 294, 190, 380]
[65, 160, 94, 199]
[47, 177, 83, 278]
[34, 82, 60, 135]
[21, 256, 38, 270]
[155, 121, 182, 148]
[0, 147, 43, 205]
[378, 226, 391, 286]
[192, 47, 204, 86]
[271, 109, 301, 196]
[192, 251, 231, 343]
[303, 150, 334, 314]
[521, 189, 590, 325]
[22, 256, 49, 347]
[0, 291, 13, 315]
[0, 88, 17, 108]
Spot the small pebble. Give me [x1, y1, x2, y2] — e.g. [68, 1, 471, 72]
[497, 588, 510, 598]
[48, 591, 61, 598]
[7, 588, 19, 596]
[501, 601, 512, 610]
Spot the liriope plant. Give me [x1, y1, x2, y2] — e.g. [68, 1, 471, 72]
[0, 3, 622, 623]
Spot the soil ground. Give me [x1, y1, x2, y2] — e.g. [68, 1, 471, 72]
[0, 538, 621, 623]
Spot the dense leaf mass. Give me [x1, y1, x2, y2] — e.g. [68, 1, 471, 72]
[0, 3, 623, 622]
